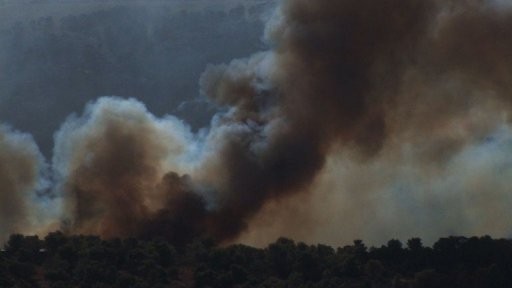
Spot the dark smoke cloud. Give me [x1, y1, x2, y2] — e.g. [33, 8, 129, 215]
[272, 0, 434, 153]
[5, 0, 512, 246]
[238, 0, 512, 245]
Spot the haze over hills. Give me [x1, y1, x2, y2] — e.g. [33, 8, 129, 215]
[0, 0, 274, 26]
[0, 0, 276, 156]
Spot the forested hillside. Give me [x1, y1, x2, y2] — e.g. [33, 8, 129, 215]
[1, 233, 511, 287]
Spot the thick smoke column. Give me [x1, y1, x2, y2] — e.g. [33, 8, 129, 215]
[5, 0, 512, 245]
[53, 98, 195, 239]
[0, 125, 45, 242]
[237, 0, 512, 245]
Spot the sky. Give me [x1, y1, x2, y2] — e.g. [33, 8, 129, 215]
[0, 0, 274, 156]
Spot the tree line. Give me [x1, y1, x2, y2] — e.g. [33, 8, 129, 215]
[1, 233, 512, 287]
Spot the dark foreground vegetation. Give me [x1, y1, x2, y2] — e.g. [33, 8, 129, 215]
[1, 233, 512, 288]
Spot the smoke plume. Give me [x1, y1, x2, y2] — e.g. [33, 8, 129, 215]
[4, 0, 512, 246]
[0, 125, 45, 242]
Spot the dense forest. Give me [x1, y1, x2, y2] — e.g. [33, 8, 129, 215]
[1, 233, 511, 287]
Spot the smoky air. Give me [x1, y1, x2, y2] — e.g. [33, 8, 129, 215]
[1, 0, 512, 247]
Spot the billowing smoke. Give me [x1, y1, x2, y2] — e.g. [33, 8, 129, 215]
[52, 98, 195, 239]
[0, 125, 45, 242]
[236, 0, 512, 246]
[4, 0, 512, 246]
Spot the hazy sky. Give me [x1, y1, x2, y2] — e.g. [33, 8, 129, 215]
[0, 0, 275, 156]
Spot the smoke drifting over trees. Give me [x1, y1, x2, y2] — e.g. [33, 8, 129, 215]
[2, 0, 512, 245]
[0, 126, 44, 238]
